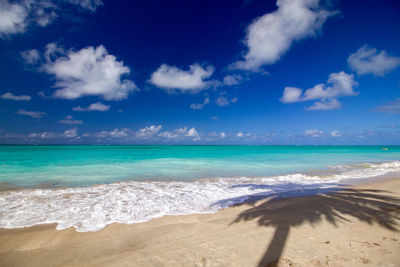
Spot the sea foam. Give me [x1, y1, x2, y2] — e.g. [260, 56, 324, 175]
[0, 161, 399, 232]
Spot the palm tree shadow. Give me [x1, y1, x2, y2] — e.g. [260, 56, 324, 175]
[226, 187, 400, 266]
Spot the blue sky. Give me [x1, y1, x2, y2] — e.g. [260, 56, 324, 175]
[0, 0, 400, 145]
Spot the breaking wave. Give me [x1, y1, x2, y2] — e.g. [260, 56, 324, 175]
[0, 161, 399, 232]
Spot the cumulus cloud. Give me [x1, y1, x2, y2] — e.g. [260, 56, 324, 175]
[223, 74, 242, 86]
[44, 42, 64, 61]
[136, 125, 162, 138]
[27, 127, 79, 140]
[73, 102, 110, 112]
[97, 128, 128, 138]
[58, 115, 83, 124]
[0, 0, 102, 38]
[206, 131, 227, 141]
[159, 127, 200, 141]
[42, 44, 136, 100]
[0, 0, 28, 37]
[150, 63, 214, 92]
[63, 127, 78, 138]
[330, 130, 340, 137]
[31, 1, 57, 27]
[28, 131, 55, 139]
[304, 129, 324, 137]
[306, 98, 341, 110]
[16, 109, 45, 118]
[236, 132, 244, 137]
[233, 0, 335, 71]
[215, 96, 238, 107]
[280, 87, 302, 103]
[373, 98, 400, 114]
[1, 92, 31, 101]
[190, 97, 210, 110]
[186, 127, 200, 140]
[281, 71, 358, 110]
[215, 97, 229, 107]
[86, 125, 200, 142]
[348, 45, 400, 76]
[20, 49, 40, 64]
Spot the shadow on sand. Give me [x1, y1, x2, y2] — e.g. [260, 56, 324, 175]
[224, 186, 400, 266]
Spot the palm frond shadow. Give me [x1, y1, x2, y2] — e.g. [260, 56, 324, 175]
[225, 186, 400, 266]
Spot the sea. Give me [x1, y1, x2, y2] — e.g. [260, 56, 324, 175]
[0, 145, 399, 232]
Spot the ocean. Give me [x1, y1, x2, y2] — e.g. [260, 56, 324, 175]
[1, 145, 399, 231]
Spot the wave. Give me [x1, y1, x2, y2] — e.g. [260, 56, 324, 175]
[0, 161, 399, 232]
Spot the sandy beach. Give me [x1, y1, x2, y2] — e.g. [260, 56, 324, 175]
[0, 177, 399, 267]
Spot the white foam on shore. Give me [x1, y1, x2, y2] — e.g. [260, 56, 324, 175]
[0, 161, 399, 232]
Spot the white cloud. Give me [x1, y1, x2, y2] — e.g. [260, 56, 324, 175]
[280, 87, 302, 103]
[190, 97, 210, 110]
[159, 127, 201, 141]
[73, 102, 110, 112]
[236, 132, 244, 137]
[215, 96, 238, 107]
[158, 131, 176, 139]
[108, 129, 128, 138]
[136, 125, 162, 138]
[63, 127, 78, 138]
[215, 96, 229, 107]
[43, 44, 136, 100]
[306, 98, 341, 110]
[97, 128, 128, 138]
[16, 109, 45, 118]
[0, 0, 27, 37]
[1, 92, 31, 101]
[20, 49, 40, 64]
[304, 72, 358, 100]
[27, 127, 79, 139]
[44, 42, 65, 61]
[330, 130, 340, 137]
[219, 132, 226, 138]
[186, 127, 200, 140]
[348, 45, 400, 76]
[223, 74, 242, 86]
[374, 98, 400, 114]
[28, 132, 55, 139]
[304, 129, 324, 137]
[281, 71, 357, 110]
[30, 1, 57, 27]
[59, 115, 83, 125]
[150, 63, 214, 92]
[0, 0, 102, 38]
[233, 0, 335, 71]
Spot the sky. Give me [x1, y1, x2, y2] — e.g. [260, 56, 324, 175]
[0, 0, 400, 145]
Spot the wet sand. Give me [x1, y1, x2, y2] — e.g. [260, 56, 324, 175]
[0, 177, 399, 266]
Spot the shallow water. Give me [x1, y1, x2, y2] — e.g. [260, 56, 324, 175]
[1, 145, 399, 187]
[0, 145, 399, 231]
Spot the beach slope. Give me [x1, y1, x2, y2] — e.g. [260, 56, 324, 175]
[0, 178, 399, 266]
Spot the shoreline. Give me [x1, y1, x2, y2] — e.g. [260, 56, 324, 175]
[0, 173, 397, 230]
[1, 158, 399, 191]
[1, 176, 399, 266]
[1, 166, 399, 232]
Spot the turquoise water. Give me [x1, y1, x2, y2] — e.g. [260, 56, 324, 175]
[1, 145, 399, 188]
[1, 145, 400, 231]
